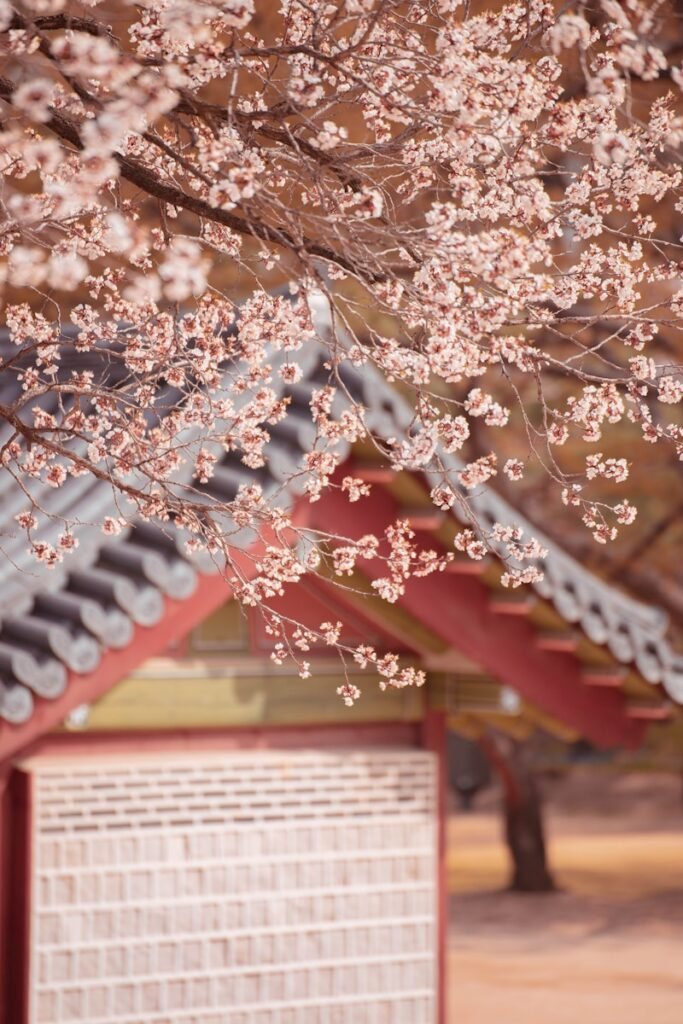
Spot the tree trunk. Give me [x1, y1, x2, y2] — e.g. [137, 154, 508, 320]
[479, 734, 556, 893]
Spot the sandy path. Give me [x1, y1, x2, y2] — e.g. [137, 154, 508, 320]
[447, 775, 683, 1023]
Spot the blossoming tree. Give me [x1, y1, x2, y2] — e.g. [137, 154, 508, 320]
[1, 0, 682, 698]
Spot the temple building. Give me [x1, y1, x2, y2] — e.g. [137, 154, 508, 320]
[1, 349, 682, 1024]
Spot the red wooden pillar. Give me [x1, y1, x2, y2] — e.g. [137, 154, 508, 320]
[1, 768, 33, 1024]
[422, 708, 448, 1024]
[0, 770, 9, 1024]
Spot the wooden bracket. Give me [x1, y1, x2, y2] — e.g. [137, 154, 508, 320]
[535, 631, 579, 654]
[581, 667, 628, 688]
[401, 507, 445, 531]
[445, 558, 490, 576]
[625, 701, 673, 721]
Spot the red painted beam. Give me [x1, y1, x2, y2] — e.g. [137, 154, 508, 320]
[23, 722, 421, 762]
[310, 484, 645, 750]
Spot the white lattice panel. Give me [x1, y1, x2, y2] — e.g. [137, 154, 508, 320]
[28, 747, 438, 1023]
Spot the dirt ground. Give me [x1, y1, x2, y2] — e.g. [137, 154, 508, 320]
[447, 770, 683, 1024]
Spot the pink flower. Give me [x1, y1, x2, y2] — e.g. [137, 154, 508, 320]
[337, 683, 361, 707]
[45, 465, 67, 488]
[13, 78, 56, 122]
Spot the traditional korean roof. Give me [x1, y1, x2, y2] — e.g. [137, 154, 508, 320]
[0, 311, 681, 746]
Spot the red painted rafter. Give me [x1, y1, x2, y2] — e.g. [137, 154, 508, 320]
[625, 703, 672, 721]
[402, 507, 445, 532]
[535, 631, 579, 654]
[582, 668, 628, 688]
[445, 558, 489, 576]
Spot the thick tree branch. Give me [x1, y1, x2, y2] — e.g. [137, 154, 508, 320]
[0, 76, 387, 282]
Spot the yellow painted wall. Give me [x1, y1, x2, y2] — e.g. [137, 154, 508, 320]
[74, 656, 425, 731]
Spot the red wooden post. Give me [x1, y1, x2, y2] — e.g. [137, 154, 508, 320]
[422, 708, 448, 1024]
[1, 768, 33, 1024]
[0, 770, 9, 1024]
